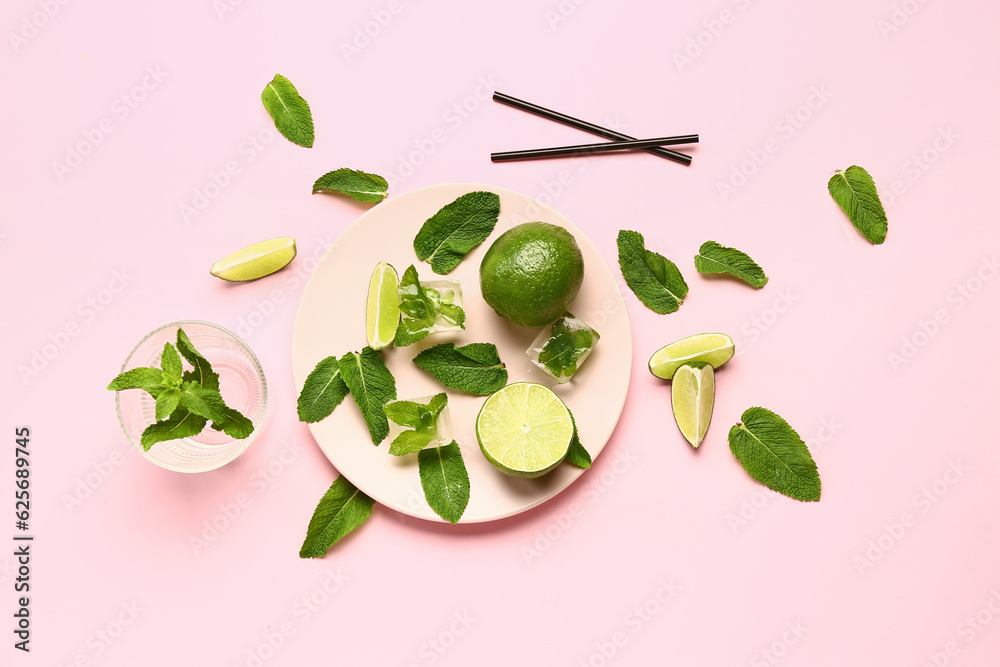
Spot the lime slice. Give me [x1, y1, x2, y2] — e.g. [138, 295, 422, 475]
[366, 262, 400, 350]
[648, 333, 734, 379]
[671, 362, 715, 448]
[210, 237, 297, 282]
[476, 382, 574, 478]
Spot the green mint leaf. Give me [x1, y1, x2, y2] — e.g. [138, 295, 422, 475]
[425, 392, 448, 418]
[338, 348, 397, 444]
[538, 316, 596, 377]
[107, 367, 163, 392]
[828, 165, 887, 244]
[564, 410, 592, 469]
[178, 381, 229, 423]
[176, 328, 220, 390]
[312, 168, 388, 202]
[694, 241, 769, 288]
[155, 388, 181, 421]
[299, 475, 375, 558]
[728, 407, 821, 502]
[418, 442, 470, 525]
[140, 410, 207, 452]
[394, 318, 432, 348]
[412, 342, 507, 396]
[261, 74, 315, 148]
[297, 356, 350, 423]
[394, 265, 435, 346]
[384, 400, 430, 429]
[617, 230, 688, 314]
[211, 407, 255, 440]
[389, 430, 436, 456]
[160, 342, 183, 385]
[413, 191, 501, 274]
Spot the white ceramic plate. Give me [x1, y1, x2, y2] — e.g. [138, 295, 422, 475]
[291, 183, 631, 523]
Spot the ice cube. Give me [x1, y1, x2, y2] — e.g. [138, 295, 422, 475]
[384, 394, 453, 450]
[527, 313, 600, 384]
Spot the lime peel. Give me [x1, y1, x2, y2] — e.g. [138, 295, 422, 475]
[210, 237, 297, 282]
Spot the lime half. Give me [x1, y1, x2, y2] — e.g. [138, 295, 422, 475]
[649, 333, 735, 380]
[366, 262, 400, 350]
[671, 362, 715, 448]
[210, 237, 297, 282]
[476, 382, 574, 478]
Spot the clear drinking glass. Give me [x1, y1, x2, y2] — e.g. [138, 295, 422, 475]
[115, 321, 268, 472]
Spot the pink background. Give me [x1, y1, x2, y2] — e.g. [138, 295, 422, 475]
[3, 0, 999, 665]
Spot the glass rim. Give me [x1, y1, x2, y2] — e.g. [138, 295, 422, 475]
[114, 320, 268, 472]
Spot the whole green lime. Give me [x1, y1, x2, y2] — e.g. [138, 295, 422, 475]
[480, 222, 584, 328]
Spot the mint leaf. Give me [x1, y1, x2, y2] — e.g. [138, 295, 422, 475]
[140, 410, 207, 452]
[694, 241, 769, 288]
[828, 165, 887, 244]
[412, 343, 507, 395]
[261, 74, 314, 148]
[176, 328, 219, 390]
[617, 230, 688, 314]
[564, 410, 591, 469]
[160, 342, 183, 386]
[211, 407, 255, 440]
[299, 476, 375, 558]
[107, 367, 163, 392]
[297, 356, 350, 423]
[384, 400, 429, 430]
[395, 265, 436, 346]
[413, 191, 501, 274]
[178, 381, 229, 423]
[338, 348, 397, 444]
[312, 168, 388, 202]
[155, 388, 181, 421]
[728, 407, 821, 502]
[418, 442, 470, 525]
[538, 316, 597, 377]
[389, 430, 436, 456]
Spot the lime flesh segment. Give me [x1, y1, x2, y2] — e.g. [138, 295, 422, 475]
[671, 363, 715, 448]
[649, 333, 735, 379]
[210, 237, 297, 282]
[366, 262, 400, 350]
[476, 382, 573, 478]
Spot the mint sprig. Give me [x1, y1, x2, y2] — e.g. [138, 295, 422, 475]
[418, 442, 470, 525]
[261, 74, 314, 148]
[412, 342, 507, 396]
[107, 328, 255, 451]
[385, 393, 448, 456]
[413, 191, 501, 274]
[694, 241, 769, 288]
[728, 407, 821, 502]
[312, 168, 388, 202]
[299, 475, 375, 558]
[828, 165, 887, 244]
[617, 230, 688, 314]
[338, 347, 397, 444]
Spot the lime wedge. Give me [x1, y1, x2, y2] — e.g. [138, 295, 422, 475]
[366, 262, 400, 350]
[210, 237, 297, 282]
[476, 382, 573, 478]
[648, 333, 734, 379]
[671, 362, 715, 448]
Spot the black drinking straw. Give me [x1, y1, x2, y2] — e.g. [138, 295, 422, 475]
[493, 91, 693, 166]
[492, 135, 698, 162]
